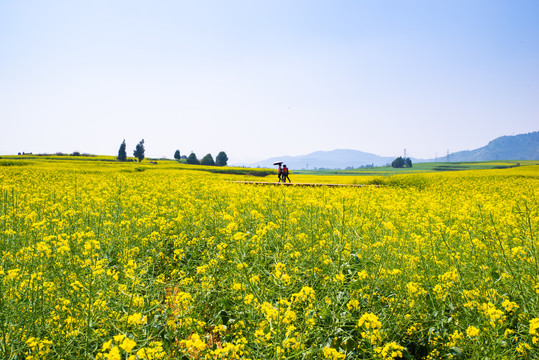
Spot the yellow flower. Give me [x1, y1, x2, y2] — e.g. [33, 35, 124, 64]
[102, 339, 113, 351]
[347, 299, 360, 311]
[501, 299, 519, 314]
[530, 318, 539, 335]
[113, 334, 125, 344]
[294, 286, 316, 302]
[466, 326, 480, 339]
[323, 347, 346, 359]
[244, 293, 255, 305]
[127, 313, 146, 325]
[120, 337, 137, 353]
[107, 347, 121, 360]
[357, 312, 382, 330]
[374, 342, 406, 360]
[232, 282, 244, 291]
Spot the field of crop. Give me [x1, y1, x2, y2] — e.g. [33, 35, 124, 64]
[0, 159, 538, 359]
[293, 160, 537, 177]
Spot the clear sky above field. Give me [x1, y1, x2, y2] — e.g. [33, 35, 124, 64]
[1, 1, 538, 164]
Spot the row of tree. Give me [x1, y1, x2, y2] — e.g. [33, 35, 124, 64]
[117, 140, 228, 166]
[175, 150, 228, 166]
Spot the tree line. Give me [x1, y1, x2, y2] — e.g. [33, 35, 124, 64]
[174, 150, 228, 166]
[117, 139, 228, 166]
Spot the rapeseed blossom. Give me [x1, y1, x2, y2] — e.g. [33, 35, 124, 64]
[358, 312, 382, 330]
[323, 347, 346, 359]
[530, 318, 539, 344]
[374, 342, 406, 360]
[466, 326, 480, 339]
[1, 159, 537, 359]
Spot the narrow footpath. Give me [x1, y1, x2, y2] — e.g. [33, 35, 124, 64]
[232, 181, 382, 187]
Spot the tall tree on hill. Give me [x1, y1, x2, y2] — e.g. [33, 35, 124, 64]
[215, 151, 228, 166]
[201, 153, 215, 166]
[174, 150, 181, 160]
[187, 152, 199, 165]
[117, 140, 127, 161]
[133, 139, 145, 162]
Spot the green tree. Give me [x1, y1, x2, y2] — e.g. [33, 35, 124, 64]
[215, 151, 228, 166]
[133, 139, 145, 162]
[174, 150, 181, 160]
[201, 153, 215, 166]
[187, 152, 199, 165]
[391, 156, 405, 168]
[117, 140, 127, 161]
[405, 157, 412, 168]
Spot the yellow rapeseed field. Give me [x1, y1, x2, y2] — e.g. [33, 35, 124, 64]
[0, 160, 538, 359]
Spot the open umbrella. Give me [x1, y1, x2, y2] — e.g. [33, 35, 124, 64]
[273, 161, 283, 165]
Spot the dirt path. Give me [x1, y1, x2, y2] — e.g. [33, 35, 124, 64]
[232, 181, 382, 187]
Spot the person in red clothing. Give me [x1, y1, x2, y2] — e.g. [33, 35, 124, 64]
[282, 165, 291, 183]
[277, 164, 283, 182]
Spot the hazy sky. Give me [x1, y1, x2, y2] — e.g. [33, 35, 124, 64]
[1, 1, 538, 164]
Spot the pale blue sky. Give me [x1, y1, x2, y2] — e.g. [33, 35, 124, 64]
[1, 1, 538, 164]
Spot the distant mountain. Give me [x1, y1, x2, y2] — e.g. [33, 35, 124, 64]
[251, 149, 397, 170]
[247, 131, 538, 170]
[440, 131, 539, 162]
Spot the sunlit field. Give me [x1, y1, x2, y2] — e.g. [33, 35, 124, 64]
[0, 159, 538, 359]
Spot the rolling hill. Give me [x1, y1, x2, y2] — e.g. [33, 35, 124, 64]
[250, 131, 539, 170]
[439, 131, 539, 162]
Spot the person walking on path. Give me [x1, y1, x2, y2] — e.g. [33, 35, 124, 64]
[277, 164, 283, 182]
[282, 165, 291, 183]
